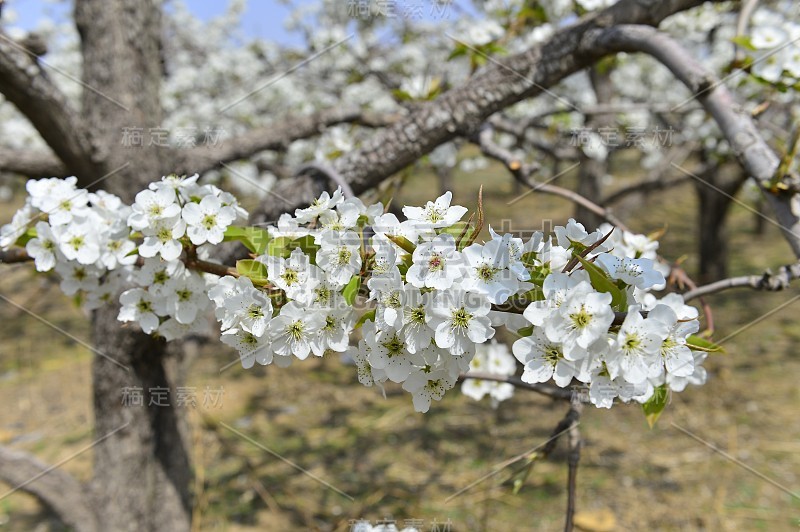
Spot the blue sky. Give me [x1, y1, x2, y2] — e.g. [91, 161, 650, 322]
[7, 0, 300, 44]
[6, 0, 472, 46]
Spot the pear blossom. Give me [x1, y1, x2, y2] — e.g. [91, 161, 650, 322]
[555, 218, 606, 250]
[406, 233, 464, 290]
[402, 191, 468, 229]
[128, 187, 181, 231]
[54, 221, 101, 265]
[294, 187, 344, 223]
[181, 194, 236, 245]
[315, 231, 362, 286]
[267, 302, 325, 360]
[648, 304, 699, 378]
[427, 288, 494, 356]
[138, 216, 186, 261]
[118, 288, 165, 333]
[544, 289, 614, 360]
[163, 271, 209, 324]
[366, 327, 423, 382]
[595, 253, 665, 290]
[605, 309, 669, 384]
[513, 329, 581, 387]
[221, 327, 272, 368]
[26, 222, 60, 272]
[261, 248, 320, 304]
[461, 239, 521, 304]
[402, 366, 457, 413]
[462, 342, 516, 406]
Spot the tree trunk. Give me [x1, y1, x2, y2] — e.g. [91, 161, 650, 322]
[74, 0, 193, 529]
[693, 164, 746, 283]
[575, 67, 613, 227]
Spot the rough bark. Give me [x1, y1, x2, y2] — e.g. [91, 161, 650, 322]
[0, 147, 67, 178]
[254, 0, 712, 223]
[0, 446, 98, 532]
[0, 29, 99, 180]
[74, 0, 192, 530]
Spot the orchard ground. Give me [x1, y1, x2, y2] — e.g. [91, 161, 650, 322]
[0, 157, 799, 531]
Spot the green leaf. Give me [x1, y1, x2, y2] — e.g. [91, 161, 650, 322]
[266, 235, 320, 262]
[642, 384, 669, 429]
[223, 225, 271, 255]
[385, 234, 416, 254]
[342, 275, 361, 306]
[12, 226, 37, 248]
[236, 259, 269, 285]
[517, 326, 533, 337]
[686, 335, 725, 353]
[731, 35, 757, 51]
[355, 309, 376, 329]
[574, 254, 627, 311]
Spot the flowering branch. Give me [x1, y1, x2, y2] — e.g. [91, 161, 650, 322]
[175, 108, 400, 176]
[459, 372, 573, 401]
[682, 262, 800, 301]
[254, 0, 713, 223]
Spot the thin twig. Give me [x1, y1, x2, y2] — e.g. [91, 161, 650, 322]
[682, 262, 800, 301]
[564, 401, 583, 532]
[458, 372, 573, 401]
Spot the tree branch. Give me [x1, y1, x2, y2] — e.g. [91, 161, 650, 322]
[474, 124, 630, 231]
[0, 147, 67, 179]
[459, 372, 573, 401]
[254, 0, 713, 222]
[0, 445, 98, 532]
[175, 108, 399, 176]
[591, 24, 800, 257]
[602, 143, 695, 205]
[0, 29, 98, 181]
[682, 262, 800, 301]
[564, 401, 583, 532]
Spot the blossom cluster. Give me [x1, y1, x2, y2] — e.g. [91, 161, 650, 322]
[0, 176, 710, 413]
[743, 9, 800, 85]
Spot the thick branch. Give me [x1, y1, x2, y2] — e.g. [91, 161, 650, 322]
[0, 30, 98, 181]
[682, 262, 800, 301]
[175, 108, 399, 176]
[0, 147, 67, 178]
[0, 445, 98, 532]
[592, 24, 800, 257]
[254, 0, 712, 222]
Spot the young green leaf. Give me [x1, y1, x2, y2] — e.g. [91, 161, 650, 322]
[355, 309, 376, 329]
[223, 225, 271, 255]
[342, 275, 361, 306]
[642, 384, 669, 429]
[686, 335, 725, 353]
[574, 254, 627, 311]
[236, 259, 269, 285]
